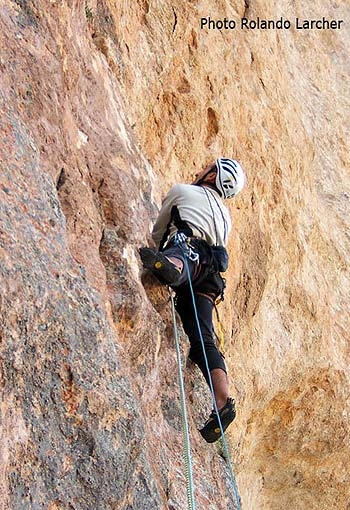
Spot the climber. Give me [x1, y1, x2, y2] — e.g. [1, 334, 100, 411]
[139, 158, 245, 443]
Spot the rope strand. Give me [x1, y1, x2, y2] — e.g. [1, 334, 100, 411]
[169, 233, 241, 509]
[169, 290, 196, 510]
[181, 248, 241, 510]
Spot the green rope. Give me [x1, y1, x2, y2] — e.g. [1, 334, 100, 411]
[169, 290, 196, 510]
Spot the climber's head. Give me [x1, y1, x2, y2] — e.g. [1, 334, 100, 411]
[215, 158, 245, 199]
[192, 163, 216, 186]
[193, 158, 245, 199]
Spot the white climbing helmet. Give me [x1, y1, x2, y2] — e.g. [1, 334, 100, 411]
[215, 158, 245, 199]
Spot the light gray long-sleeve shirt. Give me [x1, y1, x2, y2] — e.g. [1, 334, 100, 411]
[152, 183, 231, 249]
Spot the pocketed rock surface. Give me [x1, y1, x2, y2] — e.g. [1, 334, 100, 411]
[0, 1, 349, 509]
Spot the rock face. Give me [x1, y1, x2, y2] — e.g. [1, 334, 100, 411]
[0, 1, 349, 509]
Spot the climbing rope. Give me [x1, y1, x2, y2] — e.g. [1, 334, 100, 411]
[173, 234, 242, 510]
[169, 290, 196, 510]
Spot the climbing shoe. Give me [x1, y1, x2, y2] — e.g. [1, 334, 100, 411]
[139, 247, 182, 285]
[199, 398, 236, 443]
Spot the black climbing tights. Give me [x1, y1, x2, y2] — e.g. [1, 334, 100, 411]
[175, 291, 226, 386]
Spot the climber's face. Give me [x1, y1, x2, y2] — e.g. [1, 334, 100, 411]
[192, 163, 217, 185]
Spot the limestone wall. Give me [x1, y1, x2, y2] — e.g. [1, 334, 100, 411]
[0, 1, 349, 508]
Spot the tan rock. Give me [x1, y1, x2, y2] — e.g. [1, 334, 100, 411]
[0, 0, 349, 508]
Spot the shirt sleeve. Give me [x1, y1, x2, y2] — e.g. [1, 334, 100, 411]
[151, 185, 179, 248]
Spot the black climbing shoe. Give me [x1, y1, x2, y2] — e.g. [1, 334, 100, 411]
[199, 398, 236, 443]
[139, 247, 182, 285]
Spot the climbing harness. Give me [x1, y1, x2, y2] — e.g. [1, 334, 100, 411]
[170, 234, 242, 510]
[173, 232, 200, 263]
[169, 289, 196, 510]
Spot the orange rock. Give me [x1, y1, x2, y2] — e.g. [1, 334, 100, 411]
[0, 0, 349, 508]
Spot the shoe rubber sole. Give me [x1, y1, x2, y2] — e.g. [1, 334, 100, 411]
[139, 247, 181, 285]
[199, 400, 236, 443]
